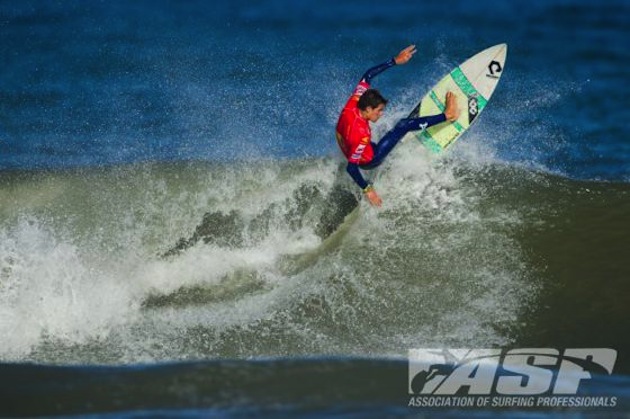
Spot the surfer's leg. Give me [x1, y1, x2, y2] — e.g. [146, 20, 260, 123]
[362, 114, 446, 169]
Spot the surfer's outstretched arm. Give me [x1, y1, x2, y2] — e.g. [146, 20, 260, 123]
[360, 45, 417, 84]
[360, 59, 395, 84]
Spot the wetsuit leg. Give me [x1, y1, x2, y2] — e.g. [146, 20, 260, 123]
[361, 114, 446, 169]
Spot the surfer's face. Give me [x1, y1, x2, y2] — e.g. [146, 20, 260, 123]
[364, 104, 385, 122]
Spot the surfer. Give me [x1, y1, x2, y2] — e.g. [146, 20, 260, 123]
[336, 45, 460, 206]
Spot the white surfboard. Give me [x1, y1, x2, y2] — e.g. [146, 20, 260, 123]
[404, 43, 508, 152]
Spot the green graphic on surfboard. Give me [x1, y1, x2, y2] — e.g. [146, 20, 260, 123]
[405, 43, 508, 152]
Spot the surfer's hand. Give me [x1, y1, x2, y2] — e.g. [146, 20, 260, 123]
[444, 91, 460, 121]
[364, 187, 382, 207]
[394, 45, 417, 65]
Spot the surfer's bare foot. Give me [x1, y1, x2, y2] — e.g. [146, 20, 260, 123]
[444, 91, 460, 122]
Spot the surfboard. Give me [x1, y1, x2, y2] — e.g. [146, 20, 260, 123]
[404, 43, 508, 152]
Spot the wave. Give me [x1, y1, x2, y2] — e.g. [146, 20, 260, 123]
[1, 143, 628, 365]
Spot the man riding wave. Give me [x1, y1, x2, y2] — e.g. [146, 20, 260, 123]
[336, 45, 460, 206]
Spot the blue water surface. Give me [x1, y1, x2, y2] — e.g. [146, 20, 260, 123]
[0, 0, 627, 176]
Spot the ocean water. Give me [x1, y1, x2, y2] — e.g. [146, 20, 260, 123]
[1, 0, 629, 417]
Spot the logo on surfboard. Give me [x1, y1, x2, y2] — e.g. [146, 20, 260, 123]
[467, 95, 479, 124]
[486, 60, 503, 79]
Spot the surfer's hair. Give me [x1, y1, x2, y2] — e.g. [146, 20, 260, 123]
[358, 89, 388, 110]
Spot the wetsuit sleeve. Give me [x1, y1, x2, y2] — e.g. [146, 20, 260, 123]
[346, 163, 369, 190]
[360, 58, 396, 84]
